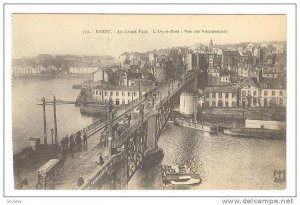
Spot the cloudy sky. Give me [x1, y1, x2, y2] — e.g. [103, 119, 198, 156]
[12, 14, 286, 58]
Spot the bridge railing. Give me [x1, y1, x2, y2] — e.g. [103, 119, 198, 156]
[79, 151, 125, 190]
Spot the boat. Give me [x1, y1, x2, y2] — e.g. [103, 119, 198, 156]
[174, 118, 218, 133]
[162, 165, 202, 185]
[171, 175, 201, 185]
[223, 128, 286, 140]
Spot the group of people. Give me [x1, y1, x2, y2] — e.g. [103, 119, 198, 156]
[58, 131, 88, 155]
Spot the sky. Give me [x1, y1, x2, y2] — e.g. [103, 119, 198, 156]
[12, 14, 286, 58]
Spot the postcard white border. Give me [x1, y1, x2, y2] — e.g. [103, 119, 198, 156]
[2, 2, 297, 199]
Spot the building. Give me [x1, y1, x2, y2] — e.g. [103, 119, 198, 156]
[186, 52, 209, 71]
[93, 68, 112, 83]
[151, 67, 167, 83]
[237, 67, 249, 77]
[220, 75, 231, 85]
[259, 80, 286, 107]
[261, 67, 279, 78]
[92, 85, 153, 105]
[239, 78, 260, 107]
[69, 62, 99, 74]
[245, 117, 285, 130]
[222, 50, 239, 70]
[12, 65, 54, 76]
[203, 86, 238, 108]
[207, 67, 220, 77]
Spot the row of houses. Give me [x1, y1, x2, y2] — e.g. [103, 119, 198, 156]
[200, 77, 286, 108]
[91, 85, 153, 105]
[12, 65, 58, 75]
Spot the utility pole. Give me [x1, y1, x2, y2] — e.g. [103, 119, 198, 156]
[51, 128, 54, 145]
[131, 92, 134, 108]
[107, 98, 114, 156]
[42, 97, 47, 145]
[53, 95, 58, 144]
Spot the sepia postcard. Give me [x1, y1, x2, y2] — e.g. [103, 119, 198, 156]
[1, 2, 298, 204]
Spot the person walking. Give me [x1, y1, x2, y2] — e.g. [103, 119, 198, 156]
[83, 133, 88, 146]
[127, 113, 132, 127]
[98, 152, 104, 166]
[77, 174, 84, 187]
[69, 134, 75, 153]
[36, 171, 43, 189]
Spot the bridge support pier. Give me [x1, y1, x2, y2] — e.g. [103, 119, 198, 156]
[142, 112, 164, 168]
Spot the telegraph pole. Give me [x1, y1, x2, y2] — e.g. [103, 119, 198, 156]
[53, 95, 58, 144]
[51, 128, 54, 145]
[107, 98, 114, 156]
[42, 97, 47, 144]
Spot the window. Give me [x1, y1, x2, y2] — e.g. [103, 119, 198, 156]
[128, 92, 130, 96]
[225, 101, 229, 107]
[134, 92, 137, 97]
[122, 99, 125, 104]
[272, 90, 275, 96]
[212, 93, 216, 98]
[225, 93, 229, 98]
[122, 92, 125, 96]
[242, 91, 246, 97]
[128, 99, 131, 103]
[206, 93, 209, 98]
[116, 92, 119, 96]
[253, 91, 256, 96]
[104, 92, 107, 96]
[264, 98, 268, 107]
[253, 98, 257, 106]
[110, 91, 113, 96]
[264, 91, 267, 96]
[218, 100, 223, 107]
[279, 91, 283, 96]
[205, 101, 209, 108]
[219, 93, 222, 98]
[99, 92, 101, 95]
[279, 99, 283, 107]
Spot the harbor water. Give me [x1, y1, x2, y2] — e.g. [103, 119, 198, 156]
[12, 77, 94, 153]
[128, 123, 286, 190]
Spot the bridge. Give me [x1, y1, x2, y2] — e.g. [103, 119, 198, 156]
[26, 70, 198, 190]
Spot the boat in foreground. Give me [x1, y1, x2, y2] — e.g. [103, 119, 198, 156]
[162, 165, 202, 185]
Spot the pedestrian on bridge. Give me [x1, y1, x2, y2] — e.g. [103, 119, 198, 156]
[83, 133, 88, 146]
[70, 134, 75, 153]
[77, 174, 84, 187]
[65, 135, 69, 148]
[98, 152, 104, 166]
[128, 113, 132, 126]
[75, 131, 82, 146]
